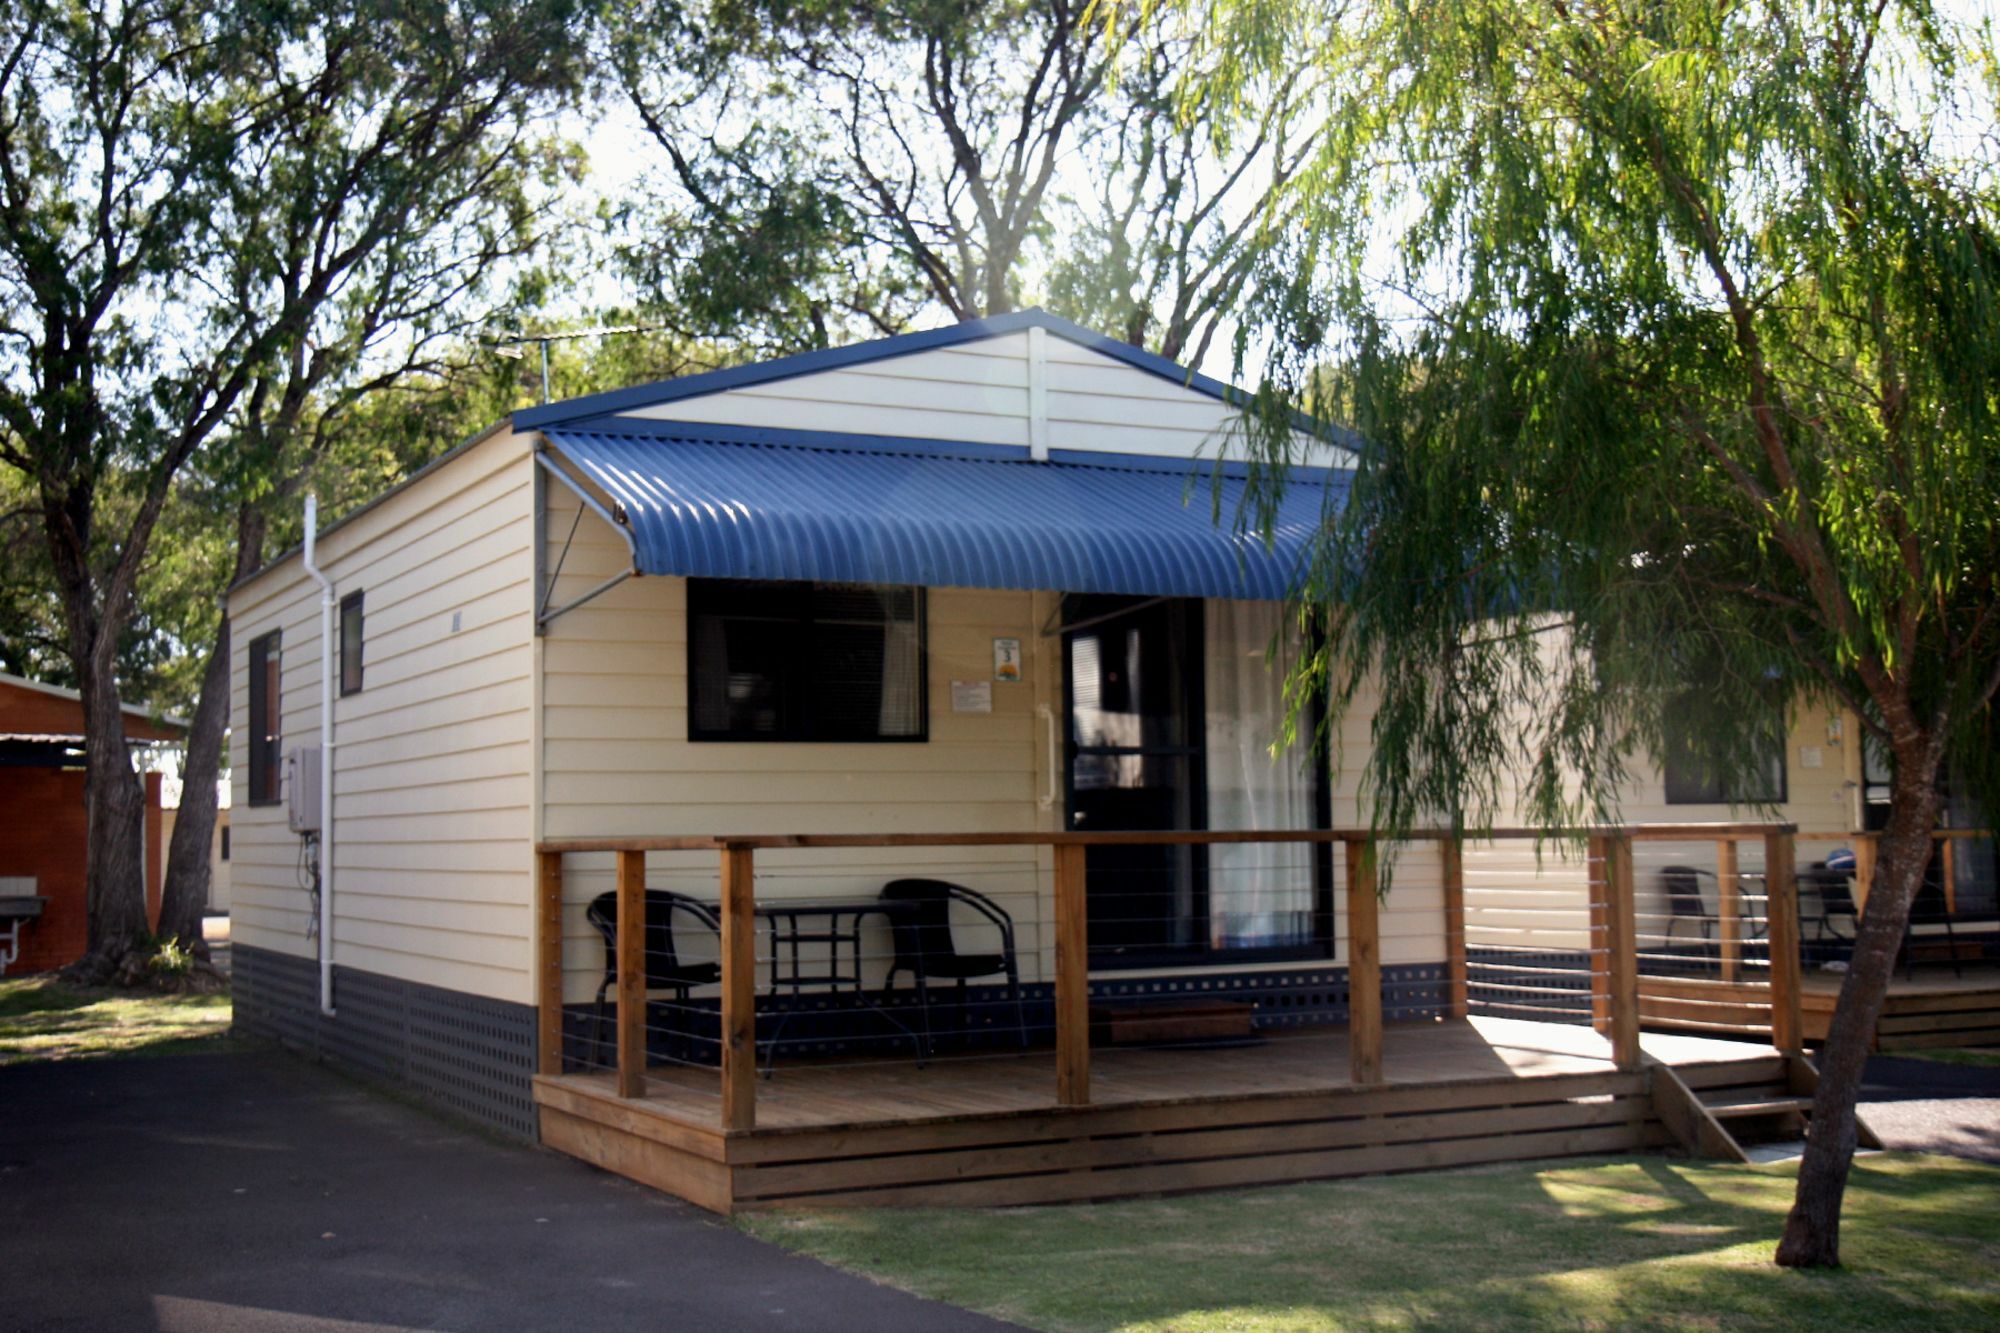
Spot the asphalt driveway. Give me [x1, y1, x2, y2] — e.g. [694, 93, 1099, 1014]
[1859, 1054, 2000, 1165]
[0, 1048, 1009, 1332]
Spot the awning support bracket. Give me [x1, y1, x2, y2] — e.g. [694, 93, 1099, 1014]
[535, 447, 640, 633]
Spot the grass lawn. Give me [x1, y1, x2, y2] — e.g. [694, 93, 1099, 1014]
[743, 1153, 2000, 1331]
[0, 976, 234, 1065]
[1898, 1048, 2000, 1069]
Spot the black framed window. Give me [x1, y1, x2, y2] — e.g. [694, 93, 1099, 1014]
[688, 580, 926, 742]
[339, 590, 365, 696]
[1663, 694, 1787, 805]
[247, 630, 282, 806]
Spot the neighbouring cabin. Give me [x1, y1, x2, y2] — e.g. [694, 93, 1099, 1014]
[0, 673, 182, 976]
[224, 309, 1997, 1199]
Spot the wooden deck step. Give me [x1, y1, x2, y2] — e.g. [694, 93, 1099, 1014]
[1701, 1093, 1814, 1119]
[1090, 1000, 1255, 1046]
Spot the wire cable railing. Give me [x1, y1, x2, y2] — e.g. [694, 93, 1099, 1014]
[535, 824, 1810, 1130]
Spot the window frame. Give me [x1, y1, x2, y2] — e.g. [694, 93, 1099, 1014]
[686, 580, 929, 744]
[339, 589, 365, 697]
[1662, 697, 1789, 807]
[247, 629, 283, 807]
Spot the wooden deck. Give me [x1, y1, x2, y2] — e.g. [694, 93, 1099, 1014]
[1639, 965, 2000, 1050]
[1800, 964, 2000, 1050]
[533, 1016, 1784, 1213]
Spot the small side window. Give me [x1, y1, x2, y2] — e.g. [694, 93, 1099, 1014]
[247, 630, 282, 806]
[340, 590, 364, 696]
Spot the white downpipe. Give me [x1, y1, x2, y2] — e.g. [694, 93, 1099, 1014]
[302, 494, 336, 1016]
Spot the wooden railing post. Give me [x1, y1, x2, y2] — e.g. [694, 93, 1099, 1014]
[1442, 839, 1468, 1020]
[1606, 833, 1640, 1072]
[1941, 834, 1958, 915]
[719, 841, 758, 1131]
[537, 850, 564, 1076]
[1053, 841, 1090, 1106]
[1586, 835, 1612, 1036]
[1716, 838, 1741, 984]
[615, 849, 646, 1098]
[1345, 837, 1383, 1086]
[1764, 829, 1803, 1055]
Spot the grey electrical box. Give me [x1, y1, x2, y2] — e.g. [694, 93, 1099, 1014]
[287, 746, 322, 834]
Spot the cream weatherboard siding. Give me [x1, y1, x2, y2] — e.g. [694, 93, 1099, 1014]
[1324, 683, 1449, 970]
[227, 427, 538, 1005]
[537, 505, 1060, 1003]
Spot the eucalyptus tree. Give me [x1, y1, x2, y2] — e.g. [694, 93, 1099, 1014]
[0, 0, 590, 974]
[612, 0, 1316, 357]
[1044, 11, 1321, 363]
[1200, 0, 1999, 1267]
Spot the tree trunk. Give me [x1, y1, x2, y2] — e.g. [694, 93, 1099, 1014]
[154, 615, 230, 953]
[157, 507, 267, 951]
[1775, 758, 1943, 1268]
[69, 656, 153, 980]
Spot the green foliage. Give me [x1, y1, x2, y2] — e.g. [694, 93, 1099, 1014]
[0, 0, 597, 956]
[1201, 0, 2000, 837]
[143, 935, 195, 978]
[0, 0, 595, 684]
[610, 0, 1316, 360]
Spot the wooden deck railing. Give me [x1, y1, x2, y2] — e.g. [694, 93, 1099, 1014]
[535, 822, 1817, 1131]
[1796, 827, 1990, 916]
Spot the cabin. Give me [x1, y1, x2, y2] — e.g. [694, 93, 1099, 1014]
[224, 310, 1995, 1208]
[0, 672, 182, 975]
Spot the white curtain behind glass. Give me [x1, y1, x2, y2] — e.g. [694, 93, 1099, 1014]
[1205, 600, 1316, 949]
[876, 602, 922, 736]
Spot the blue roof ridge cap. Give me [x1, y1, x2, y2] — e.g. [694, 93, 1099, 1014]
[513, 308, 1360, 448]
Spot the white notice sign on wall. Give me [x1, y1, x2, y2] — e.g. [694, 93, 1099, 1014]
[951, 680, 993, 713]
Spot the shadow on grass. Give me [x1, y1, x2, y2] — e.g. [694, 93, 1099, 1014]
[743, 1154, 2000, 1332]
[0, 976, 235, 1065]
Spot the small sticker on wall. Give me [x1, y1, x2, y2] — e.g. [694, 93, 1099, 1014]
[1799, 745, 1823, 770]
[951, 680, 993, 713]
[993, 637, 1022, 682]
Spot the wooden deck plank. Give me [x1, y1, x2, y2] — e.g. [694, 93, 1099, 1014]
[532, 1015, 1768, 1213]
[539, 1016, 1770, 1136]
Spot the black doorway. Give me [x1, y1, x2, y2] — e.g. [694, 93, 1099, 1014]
[1062, 596, 1207, 965]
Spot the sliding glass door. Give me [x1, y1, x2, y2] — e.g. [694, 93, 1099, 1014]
[1065, 596, 1206, 964]
[1064, 595, 1330, 966]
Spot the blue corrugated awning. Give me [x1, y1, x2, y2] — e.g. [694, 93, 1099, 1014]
[542, 426, 1347, 600]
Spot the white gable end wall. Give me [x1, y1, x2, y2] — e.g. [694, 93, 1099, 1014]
[615, 328, 1298, 461]
[622, 333, 1033, 446]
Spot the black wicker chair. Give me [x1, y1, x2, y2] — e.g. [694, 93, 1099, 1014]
[878, 879, 1029, 1053]
[1659, 865, 1715, 943]
[1799, 859, 1860, 943]
[1902, 872, 1964, 980]
[584, 889, 722, 1067]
